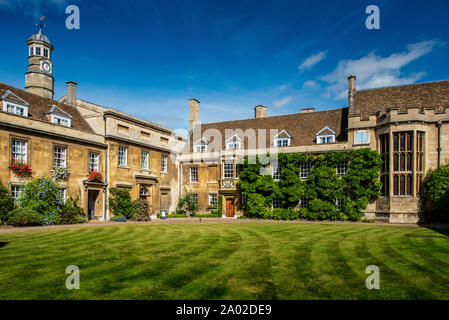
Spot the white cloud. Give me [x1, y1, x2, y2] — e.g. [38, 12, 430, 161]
[321, 40, 441, 100]
[303, 80, 319, 88]
[298, 51, 327, 72]
[273, 96, 293, 108]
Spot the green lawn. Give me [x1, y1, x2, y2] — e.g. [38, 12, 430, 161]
[0, 222, 448, 300]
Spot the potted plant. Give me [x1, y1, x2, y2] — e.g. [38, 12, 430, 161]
[53, 166, 70, 181]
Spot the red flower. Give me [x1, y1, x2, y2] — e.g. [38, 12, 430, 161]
[9, 159, 32, 177]
[88, 171, 102, 180]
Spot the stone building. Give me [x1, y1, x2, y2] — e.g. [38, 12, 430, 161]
[180, 77, 449, 223]
[0, 29, 107, 219]
[2, 26, 448, 223]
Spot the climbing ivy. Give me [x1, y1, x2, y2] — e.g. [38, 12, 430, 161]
[238, 148, 382, 221]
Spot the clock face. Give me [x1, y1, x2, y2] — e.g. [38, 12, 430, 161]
[41, 61, 51, 73]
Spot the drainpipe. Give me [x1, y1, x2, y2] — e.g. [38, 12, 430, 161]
[437, 121, 442, 168]
[103, 114, 109, 221]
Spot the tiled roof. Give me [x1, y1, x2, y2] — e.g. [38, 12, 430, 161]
[0, 82, 94, 133]
[353, 80, 449, 118]
[189, 107, 348, 150]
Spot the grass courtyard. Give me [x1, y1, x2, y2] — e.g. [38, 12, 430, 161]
[0, 221, 448, 300]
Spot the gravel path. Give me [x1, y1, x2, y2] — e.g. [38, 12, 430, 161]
[1, 218, 444, 235]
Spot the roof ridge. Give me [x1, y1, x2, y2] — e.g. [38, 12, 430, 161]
[202, 107, 347, 126]
[356, 79, 449, 92]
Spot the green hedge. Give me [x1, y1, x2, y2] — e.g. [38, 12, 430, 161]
[238, 149, 382, 221]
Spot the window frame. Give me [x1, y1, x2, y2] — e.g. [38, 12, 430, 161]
[3, 101, 28, 117]
[88, 151, 100, 173]
[161, 155, 168, 174]
[11, 185, 24, 204]
[141, 150, 149, 170]
[190, 167, 199, 183]
[11, 138, 28, 163]
[336, 161, 348, 176]
[223, 160, 235, 178]
[208, 193, 218, 207]
[354, 130, 370, 145]
[299, 162, 311, 180]
[118, 146, 128, 167]
[272, 163, 282, 181]
[53, 145, 67, 168]
[51, 114, 71, 127]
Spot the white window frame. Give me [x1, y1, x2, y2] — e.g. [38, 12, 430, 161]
[51, 114, 71, 127]
[317, 135, 335, 144]
[11, 139, 27, 163]
[272, 164, 282, 181]
[273, 130, 291, 147]
[60, 188, 66, 203]
[225, 135, 242, 150]
[223, 160, 235, 178]
[193, 137, 208, 153]
[335, 198, 344, 210]
[141, 151, 149, 170]
[11, 185, 23, 204]
[190, 167, 199, 183]
[191, 193, 198, 205]
[161, 155, 168, 173]
[35, 46, 41, 56]
[208, 193, 217, 206]
[3, 101, 28, 117]
[354, 130, 370, 145]
[88, 152, 99, 172]
[336, 161, 348, 176]
[53, 146, 67, 168]
[300, 197, 309, 209]
[118, 146, 128, 167]
[300, 162, 311, 180]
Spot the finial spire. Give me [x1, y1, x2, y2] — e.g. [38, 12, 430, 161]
[36, 16, 46, 32]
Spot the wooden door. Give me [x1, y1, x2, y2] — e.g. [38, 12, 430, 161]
[226, 198, 234, 217]
[160, 193, 168, 211]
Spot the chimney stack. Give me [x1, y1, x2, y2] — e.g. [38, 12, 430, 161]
[254, 105, 267, 118]
[348, 75, 356, 114]
[66, 81, 77, 106]
[301, 108, 315, 113]
[189, 99, 200, 131]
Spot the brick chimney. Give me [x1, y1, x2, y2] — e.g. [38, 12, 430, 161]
[348, 75, 356, 114]
[66, 81, 77, 106]
[301, 108, 315, 113]
[254, 105, 267, 118]
[189, 99, 200, 131]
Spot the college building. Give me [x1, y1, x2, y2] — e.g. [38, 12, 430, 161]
[1, 27, 448, 223]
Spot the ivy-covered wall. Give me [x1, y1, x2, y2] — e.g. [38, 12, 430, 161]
[238, 148, 382, 221]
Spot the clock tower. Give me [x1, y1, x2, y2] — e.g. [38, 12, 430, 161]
[25, 18, 54, 99]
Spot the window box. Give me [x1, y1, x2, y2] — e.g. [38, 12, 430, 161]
[88, 171, 103, 180]
[53, 166, 70, 181]
[9, 159, 32, 177]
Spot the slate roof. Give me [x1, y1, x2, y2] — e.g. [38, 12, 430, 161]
[353, 80, 449, 118]
[0, 82, 94, 133]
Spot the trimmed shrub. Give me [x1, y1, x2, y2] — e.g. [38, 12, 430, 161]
[0, 180, 14, 224]
[7, 208, 42, 226]
[18, 176, 63, 225]
[108, 188, 135, 219]
[59, 198, 86, 225]
[132, 199, 151, 221]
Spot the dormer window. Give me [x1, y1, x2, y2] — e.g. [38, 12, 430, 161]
[47, 105, 72, 127]
[273, 130, 291, 147]
[316, 126, 336, 144]
[225, 135, 242, 150]
[193, 137, 208, 153]
[2, 90, 29, 117]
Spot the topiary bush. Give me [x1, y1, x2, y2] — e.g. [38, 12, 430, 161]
[421, 163, 449, 222]
[59, 197, 86, 225]
[108, 187, 135, 219]
[0, 180, 14, 224]
[7, 208, 42, 226]
[18, 176, 63, 225]
[132, 198, 151, 221]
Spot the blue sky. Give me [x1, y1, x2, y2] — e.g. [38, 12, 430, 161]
[0, 0, 448, 133]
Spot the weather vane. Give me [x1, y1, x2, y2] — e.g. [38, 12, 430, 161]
[36, 16, 46, 31]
